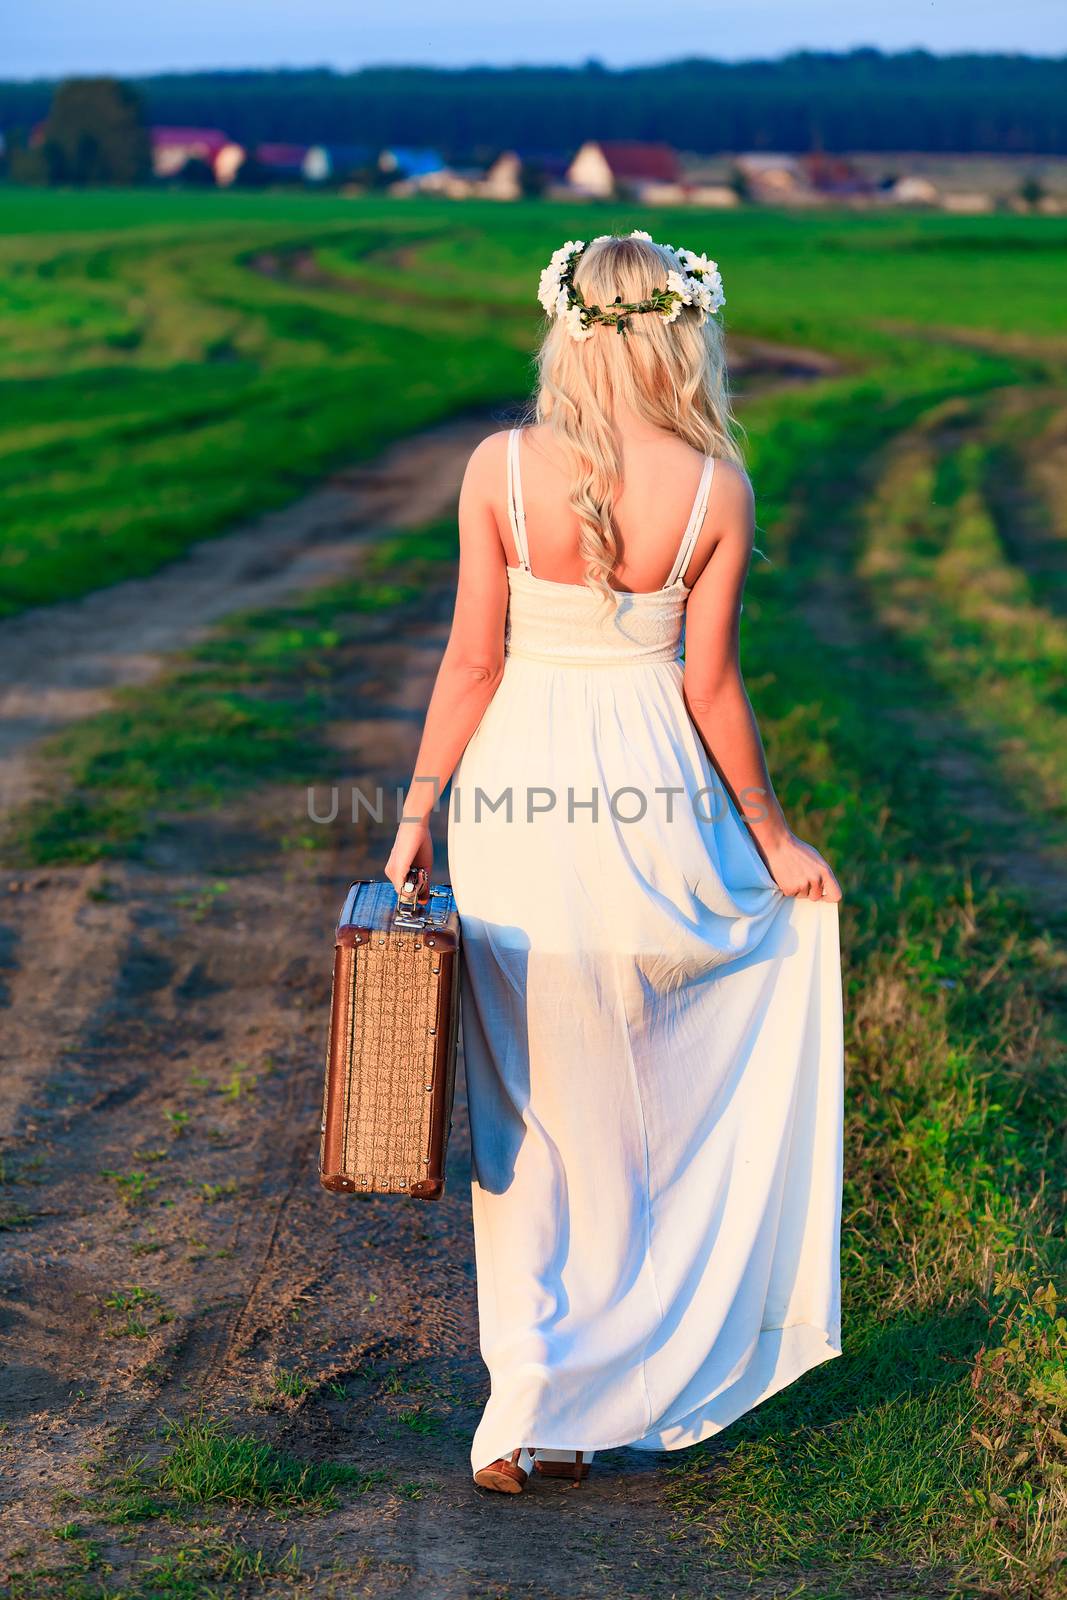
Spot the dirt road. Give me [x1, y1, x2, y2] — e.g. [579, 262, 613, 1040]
[4, 353, 1059, 1596]
[0, 412, 758, 1599]
[0, 413, 498, 815]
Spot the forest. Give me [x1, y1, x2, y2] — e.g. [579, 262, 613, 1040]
[1, 50, 1066, 156]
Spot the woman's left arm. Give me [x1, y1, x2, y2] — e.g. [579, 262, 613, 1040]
[384, 436, 510, 895]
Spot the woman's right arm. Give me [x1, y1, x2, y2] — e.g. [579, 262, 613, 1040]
[681, 464, 842, 903]
[384, 435, 510, 894]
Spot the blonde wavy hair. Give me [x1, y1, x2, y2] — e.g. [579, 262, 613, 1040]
[532, 234, 744, 600]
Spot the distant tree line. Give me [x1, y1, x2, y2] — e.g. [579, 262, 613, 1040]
[1, 51, 1066, 160]
[5, 78, 150, 184]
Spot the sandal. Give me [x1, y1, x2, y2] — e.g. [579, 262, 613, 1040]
[533, 1449, 593, 1486]
[473, 1446, 533, 1494]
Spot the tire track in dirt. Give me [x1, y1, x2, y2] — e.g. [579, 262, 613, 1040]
[0, 410, 500, 814]
[798, 421, 1067, 929]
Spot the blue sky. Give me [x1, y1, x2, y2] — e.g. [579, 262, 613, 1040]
[5, 0, 1067, 78]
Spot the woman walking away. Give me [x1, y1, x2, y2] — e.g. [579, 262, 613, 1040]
[386, 231, 844, 1493]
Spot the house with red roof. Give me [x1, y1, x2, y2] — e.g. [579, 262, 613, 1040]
[151, 127, 244, 184]
[566, 141, 683, 202]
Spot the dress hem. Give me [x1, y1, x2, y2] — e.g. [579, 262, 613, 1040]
[471, 1321, 841, 1467]
[632, 1322, 841, 1453]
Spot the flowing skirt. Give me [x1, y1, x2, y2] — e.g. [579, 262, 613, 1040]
[447, 655, 843, 1469]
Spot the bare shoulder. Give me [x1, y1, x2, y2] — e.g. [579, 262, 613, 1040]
[467, 429, 511, 471]
[457, 432, 511, 512]
[708, 458, 755, 542]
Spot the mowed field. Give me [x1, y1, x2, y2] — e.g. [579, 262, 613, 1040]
[0, 189, 1064, 1600]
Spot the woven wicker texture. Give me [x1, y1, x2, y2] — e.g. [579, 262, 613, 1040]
[340, 934, 440, 1192]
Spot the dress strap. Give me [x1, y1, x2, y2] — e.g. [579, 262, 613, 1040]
[506, 428, 532, 573]
[664, 455, 716, 589]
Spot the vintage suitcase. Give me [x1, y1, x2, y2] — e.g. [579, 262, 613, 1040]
[319, 866, 461, 1200]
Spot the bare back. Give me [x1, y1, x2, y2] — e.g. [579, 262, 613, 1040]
[496, 423, 722, 594]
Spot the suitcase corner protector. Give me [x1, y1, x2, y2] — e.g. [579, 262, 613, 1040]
[320, 1171, 358, 1193]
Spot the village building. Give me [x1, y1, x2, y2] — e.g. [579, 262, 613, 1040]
[378, 147, 445, 182]
[302, 144, 374, 183]
[255, 143, 311, 180]
[151, 126, 244, 185]
[734, 153, 814, 205]
[482, 149, 570, 200]
[686, 183, 741, 208]
[566, 140, 683, 202]
[393, 163, 486, 198]
[482, 150, 523, 199]
[798, 152, 871, 200]
[941, 190, 996, 213]
[888, 174, 940, 206]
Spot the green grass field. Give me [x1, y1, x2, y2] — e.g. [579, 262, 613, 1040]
[2, 188, 1065, 1597]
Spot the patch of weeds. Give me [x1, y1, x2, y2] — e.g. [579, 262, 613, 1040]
[0, 1205, 34, 1231]
[2, 1528, 106, 1599]
[198, 1179, 238, 1204]
[396, 1406, 444, 1436]
[85, 879, 119, 904]
[94, 1454, 171, 1525]
[273, 1368, 314, 1399]
[173, 881, 229, 921]
[279, 828, 330, 853]
[130, 1237, 163, 1258]
[137, 1537, 300, 1595]
[100, 1169, 160, 1207]
[381, 1365, 430, 1396]
[394, 1479, 437, 1500]
[155, 1416, 388, 1509]
[7, 661, 324, 867]
[53, 1521, 87, 1542]
[101, 1286, 172, 1340]
[164, 1109, 190, 1136]
[220, 1063, 257, 1101]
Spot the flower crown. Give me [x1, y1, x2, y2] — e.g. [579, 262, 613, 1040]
[537, 230, 725, 341]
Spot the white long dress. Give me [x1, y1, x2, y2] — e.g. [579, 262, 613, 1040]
[447, 429, 843, 1471]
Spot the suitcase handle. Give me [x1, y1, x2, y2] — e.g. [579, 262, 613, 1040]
[395, 865, 430, 926]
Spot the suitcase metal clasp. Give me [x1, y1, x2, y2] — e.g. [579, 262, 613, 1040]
[394, 865, 432, 929]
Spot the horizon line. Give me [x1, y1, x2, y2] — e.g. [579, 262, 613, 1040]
[3, 45, 1067, 86]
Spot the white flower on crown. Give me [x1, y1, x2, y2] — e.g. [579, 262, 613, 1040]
[537, 266, 561, 314]
[677, 248, 714, 276]
[536, 232, 725, 336]
[537, 240, 585, 316]
[562, 304, 595, 341]
[691, 282, 712, 318]
[666, 268, 694, 306]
